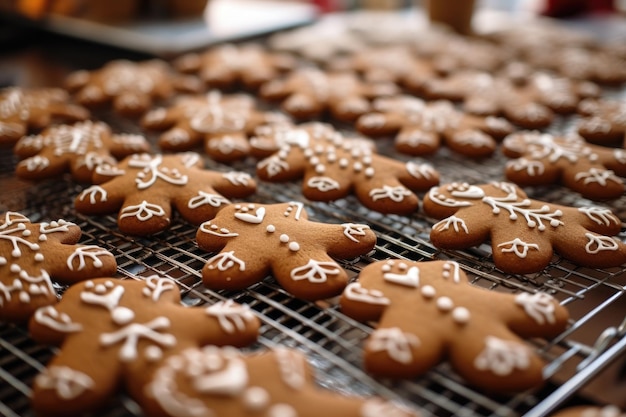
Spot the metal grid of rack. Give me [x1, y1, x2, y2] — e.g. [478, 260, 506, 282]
[1, 115, 625, 416]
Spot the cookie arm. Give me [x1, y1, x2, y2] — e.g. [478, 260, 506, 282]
[45, 244, 118, 284]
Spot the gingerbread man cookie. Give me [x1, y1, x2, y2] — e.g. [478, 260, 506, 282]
[577, 98, 626, 148]
[0, 212, 117, 324]
[29, 276, 260, 417]
[259, 67, 399, 122]
[0, 87, 89, 147]
[551, 405, 625, 417]
[502, 132, 626, 200]
[196, 201, 376, 300]
[357, 96, 514, 158]
[65, 59, 201, 117]
[423, 182, 626, 274]
[144, 345, 420, 417]
[174, 43, 297, 90]
[141, 91, 289, 162]
[251, 123, 440, 214]
[340, 259, 569, 392]
[14, 120, 151, 183]
[421, 70, 599, 129]
[75, 152, 256, 235]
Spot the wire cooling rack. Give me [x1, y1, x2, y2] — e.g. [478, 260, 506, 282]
[0, 109, 625, 417]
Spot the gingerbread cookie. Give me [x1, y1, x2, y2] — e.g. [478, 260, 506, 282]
[75, 152, 256, 235]
[577, 98, 626, 148]
[0, 211, 117, 324]
[14, 121, 151, 183]
[259, 67, 399, 122]
[251, 123, 440, 214]
[551, 405, 625, 417]
[421, 70, 600, 129]
[174, 43, 297, 90]
[29, 276, 260, 417]
[502, 132, 626, 200]
[0, 87, 89, 148]
[340, 259, 569, 392]
[65, 59, 201, 117]
[141, 91, 289, 162]
[144, 345, 419, 417]
[196, 201, 376, 300]
[423, 182, 626, 274]
[357, 96, 514, 158]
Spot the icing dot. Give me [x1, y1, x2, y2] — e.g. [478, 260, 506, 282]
[266, 225, 276, 233]
[436, 296, 454, 311]
[288, 242, 300, 252]
[268, 404, 298, 417]
[421, 285, 436, 298]
[0, 257, 5, 265]
[12, 249, 20, 257]
[10, 264, 20, 273]
[145, 346, 163, 362]
[398, 262, 407, 270]
[244, 387, 269, 411]
[19, 291, 30, 303]
[353, 162, 363, 172]
[95, 284, 107, 294]
[315, 164, 325, 174]
[85, 281, 94, 288]
[279, 234, 290, 243]
[220, 228, 230, 234]
[22, 230, 31, 237]
[210, 224, 218, 230]
[34, 254, 44, 262]
[364, 167, 375, 177]
[39, 235, 47, 241]
[112, 306, 135, 325]
[381, 264, 392, 272]
[452, 307, 471, 324]
[105, 281, 114, 288]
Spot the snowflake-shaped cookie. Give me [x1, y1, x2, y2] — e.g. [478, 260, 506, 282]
[423, 182, 626, 274]
[14, 120, 151, 182]
[196, 201, 376, 300]
[0, 87, 89, 147]
[357, 96, 514, 158]
[29, 276, 260, 416]
[141, 91, 289, 162]
[251, 123, 440, 214]
[174, 43, 297, 90]
[577, 98, 626, 148]
[75, 152, 256, 235]
[259, 67, 399, 122]
[502, 132, 626, 200]
[144, 345, 419, 417]
[340, 259, 569, 392]
[0, 212, 117, 323]
[65, 59, 201, 117]
[422, 70, 599, 129]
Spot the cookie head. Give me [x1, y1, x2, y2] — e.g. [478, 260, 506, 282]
[29, 276, 260, 416]
[423, 181, 626, 273]
[340, 259, 569, 392]
[0, 211, 117, 324]
[196, 201, 377, 300]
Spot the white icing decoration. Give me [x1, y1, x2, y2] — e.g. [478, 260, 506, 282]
[575, 168, 621, 186]
[427, 184, 474, 208]
[0, 269, 54, 306]
[341, 223, 370, 243]
[268, 404, 298, 417]
[205, 300, 256, 334]
[436, 296, 454, 311]
[361, 398, 414, 417]
[235, 206, 266, 224]
[452, 307, 471, 324]
[66, 245, 112, 271]
[206, 251, 246, 272]
[307, 176, 340, 192]
[119, 200, 166, 222]
[99, 316, 176, 362]
[199, 221, 239, 238]
[274, 347, 306, 390]
[442, 261, 461, 283]
[507, 158, 545, 176]
[35, 366, 95, 400]
[482, 190, 563, 231]
[474, 336, 530, 376]
[285, 201, 304, 220]
[584, 233, 620, 254]
[78, 185, 108, 204]
[369, 185, 411, 202]
[143, 276, 176, 301]
[368, 327, 420, 364]
[421, 285, 436, 298]
[0, 212, 39, 257]
[34, 306, 83, 333]
[578, 206, 618, 226]
[128, 154, 188, 189]
[80, 281, 124, 310]
[258, 156, 289, 178]
[290, 259, 340, 283]
[244, 386, 269, 411]
[193, 356, 249, 396]
[383, 266, 420, 288]
[515, 292, 556, 325]
[21, 155, 50, 171]
[222, 171, 252, 186]
[188, 191, 230, 209]
[343, 283, 390, 306]
[497, 238, 540, 258]
[433, 215, 469, 234]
